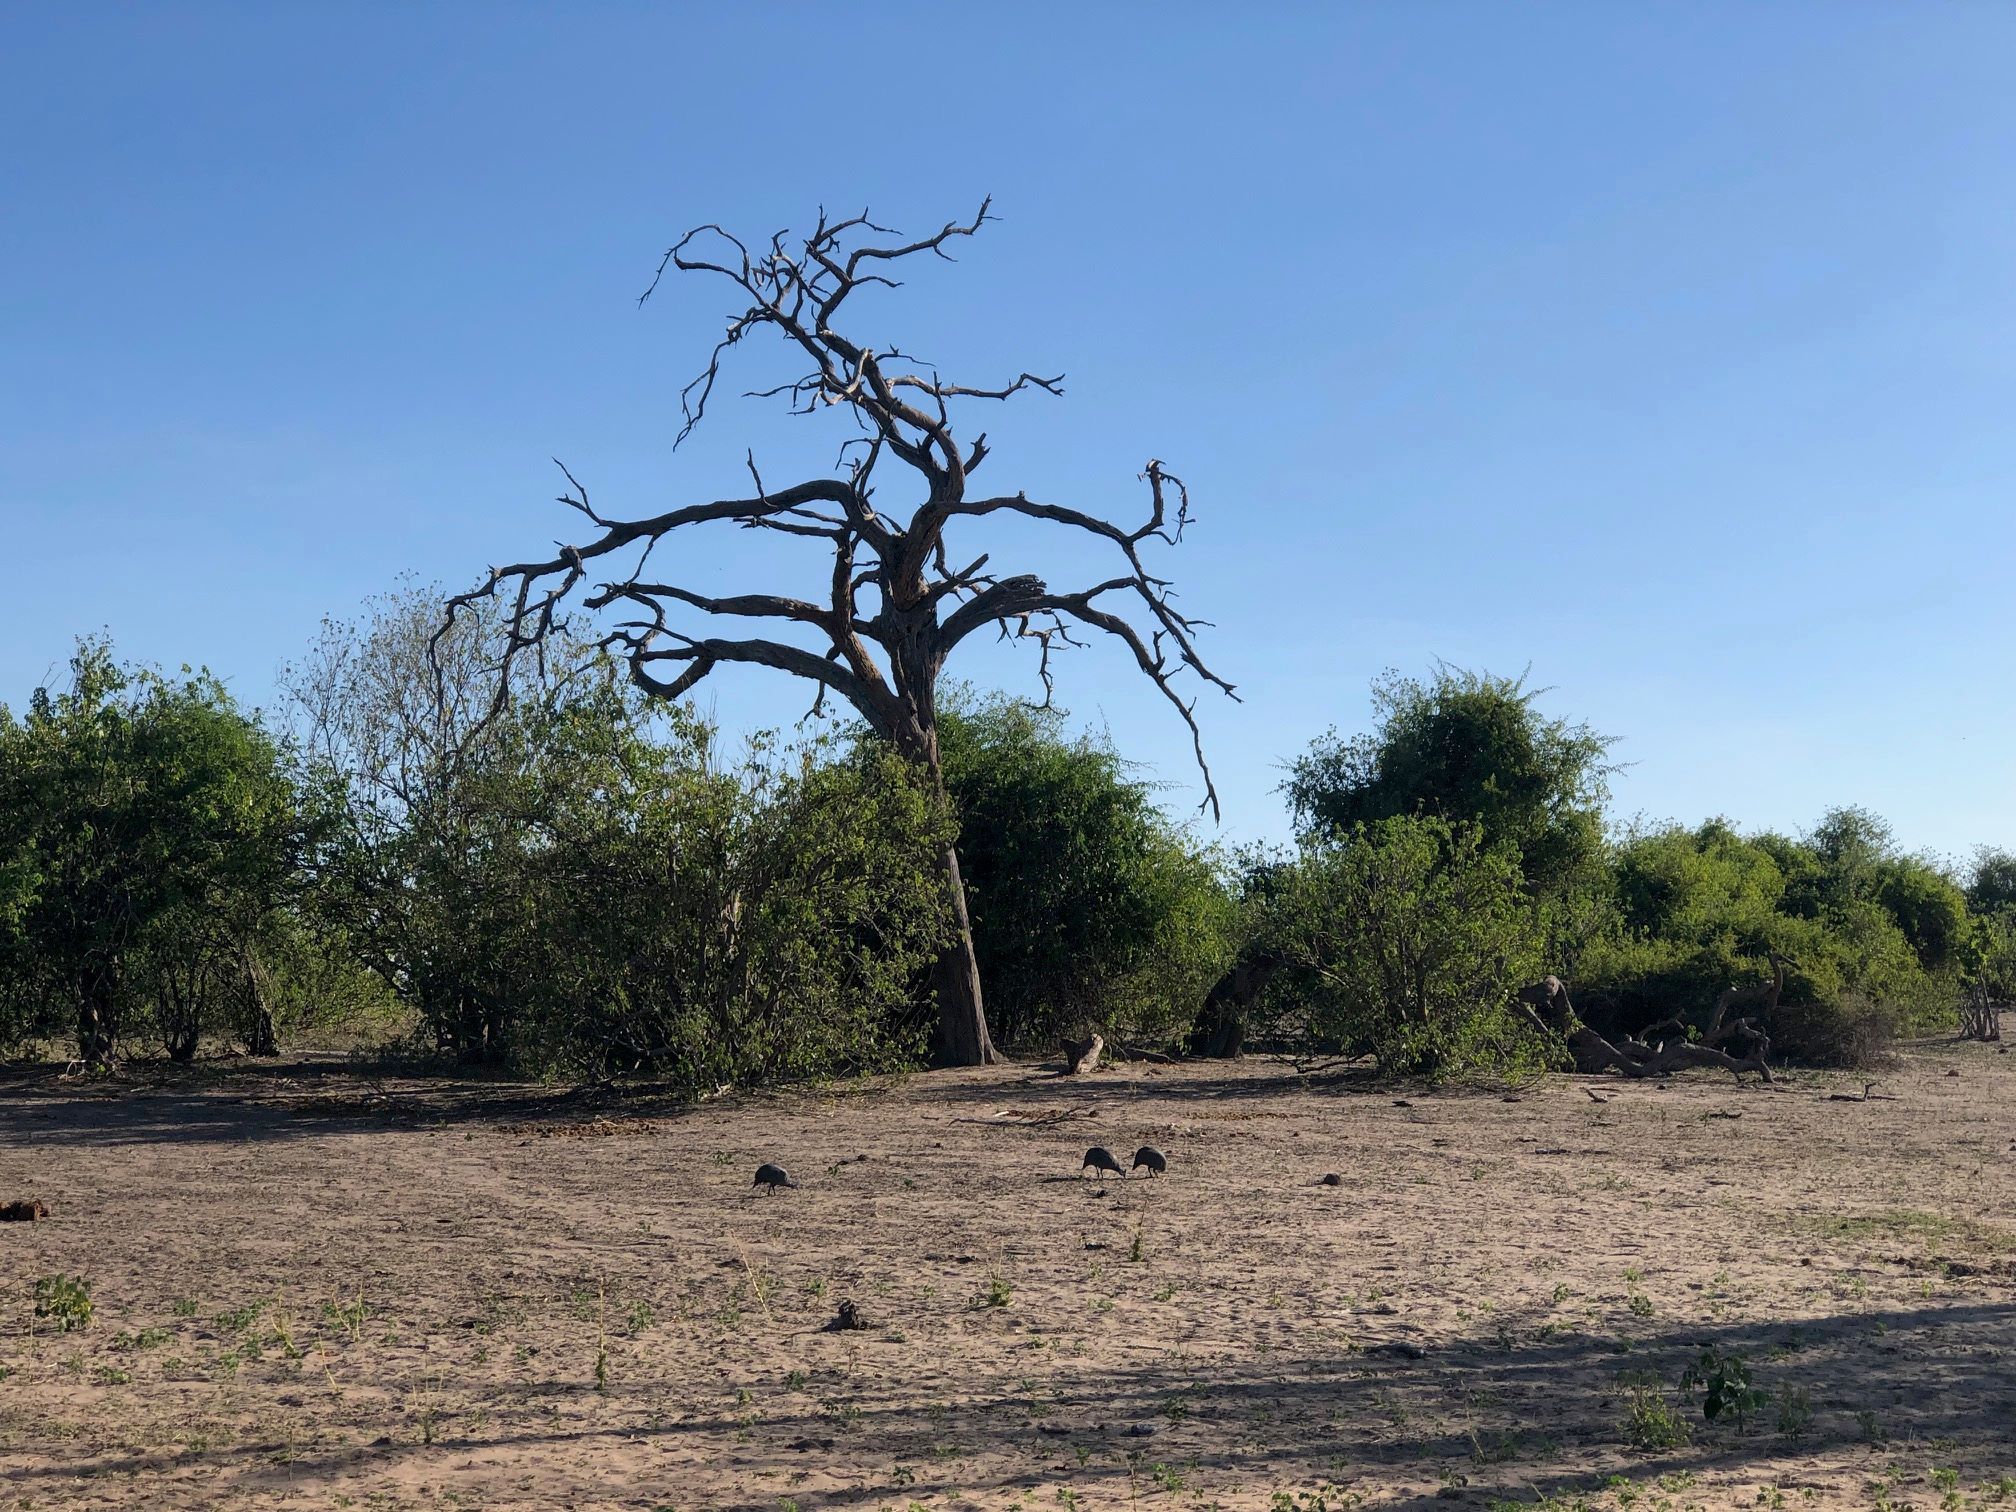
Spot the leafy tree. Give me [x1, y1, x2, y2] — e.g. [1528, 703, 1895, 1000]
[1285, 666, 1616, 905]
[1874, 856, 1970, 974]
[0, 641, 305, 1064]
[936, 694, 1237, 1048]
[282, 579, 561, 1061]
[1804, 805, 1895, 910]
[1967, 847, 2016, 916]
[1612, 817, 1786, 946]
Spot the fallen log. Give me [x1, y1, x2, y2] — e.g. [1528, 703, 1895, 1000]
[1517, 976, 1773, 1083]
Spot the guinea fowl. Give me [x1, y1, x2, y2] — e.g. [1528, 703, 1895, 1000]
[1130, 1145, 1167, 1178]
[1081, 1146, 1126, 1180]
[753, 1162, 798, 1194]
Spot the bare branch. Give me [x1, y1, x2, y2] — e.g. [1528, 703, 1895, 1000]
[447, 200, 1233, 1063]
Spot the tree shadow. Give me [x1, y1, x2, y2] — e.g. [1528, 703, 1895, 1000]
[0, 1054, 706, 1148]
[14, 1294, 2010, 1506]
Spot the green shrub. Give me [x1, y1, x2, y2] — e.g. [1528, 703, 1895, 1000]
[1255, 816, 1551, 1078]
[938, 694, 1237, 1048]
[33, 1274, 93, 1333]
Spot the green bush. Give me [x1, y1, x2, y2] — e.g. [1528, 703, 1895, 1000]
[33, 1275, 93, 1333]
[496, 717, 955, 1086]
[0, 640, 312, 1064]
[938, 695, 1237, 1049]
[1578, 816, 1963, 1066]
[1254, 816, 1551, 1079]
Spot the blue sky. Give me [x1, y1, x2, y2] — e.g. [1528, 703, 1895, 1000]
[4, 5, 2013, 863]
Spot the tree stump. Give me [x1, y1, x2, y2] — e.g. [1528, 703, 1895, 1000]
[1061, 1033, 1104, 1076]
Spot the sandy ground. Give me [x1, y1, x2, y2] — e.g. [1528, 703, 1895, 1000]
[2, 1044, 2013, 1512]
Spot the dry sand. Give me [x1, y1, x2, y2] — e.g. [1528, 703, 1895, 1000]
[2, 1044, 2013, 1510]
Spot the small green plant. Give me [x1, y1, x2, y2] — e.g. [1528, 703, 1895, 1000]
[171, 1298, 198, 1318]
[323, 1287, 370, 1340]
[1269, 1485, 1362, 1512]
[1626, 1292, 1654, 1318]
[1129, 1223, 1145, 1263]
[1774, 1384, 1812, 1437]
[1855, 1409, 1887, 1445]
[785, 1368, 808, 1390]
[980, 1272, 1012, 1309]
[1621, 1385, 1691, 1450]
[215, 1299, 266, 1333]
[1680, 1346, 1766, 1427]
[33, 1275, 93, 1332]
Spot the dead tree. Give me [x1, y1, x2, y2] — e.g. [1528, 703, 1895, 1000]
[1518, 963, 1777, 1083]
[1960, 978, 2004, 1042]
[443, 202, 1233, 1066]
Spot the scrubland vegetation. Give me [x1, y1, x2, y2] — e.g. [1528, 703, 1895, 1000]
[2, 607, 2006, 1085]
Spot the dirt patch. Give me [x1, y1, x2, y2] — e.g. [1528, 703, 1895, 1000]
[2, 1047, 2014, 1509]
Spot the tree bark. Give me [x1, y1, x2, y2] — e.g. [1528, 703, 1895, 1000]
[239, 938, 278, 1057]
[76, 965, 118, 1067]
[930, 841, 997, 1066]
[1188, 949, 1278, 1057]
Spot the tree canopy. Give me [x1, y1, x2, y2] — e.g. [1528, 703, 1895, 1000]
[1284, 666, 1616, 901]
[0, 641, 308, 1064]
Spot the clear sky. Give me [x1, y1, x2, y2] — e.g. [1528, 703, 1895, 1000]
[4, 4, 2013, 864]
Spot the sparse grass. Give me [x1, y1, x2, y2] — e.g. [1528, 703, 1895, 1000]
[1807, 1209, 2015, 1253]
[323, 1287, 370, 1339]
[5, 1048, 2012, 1511]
